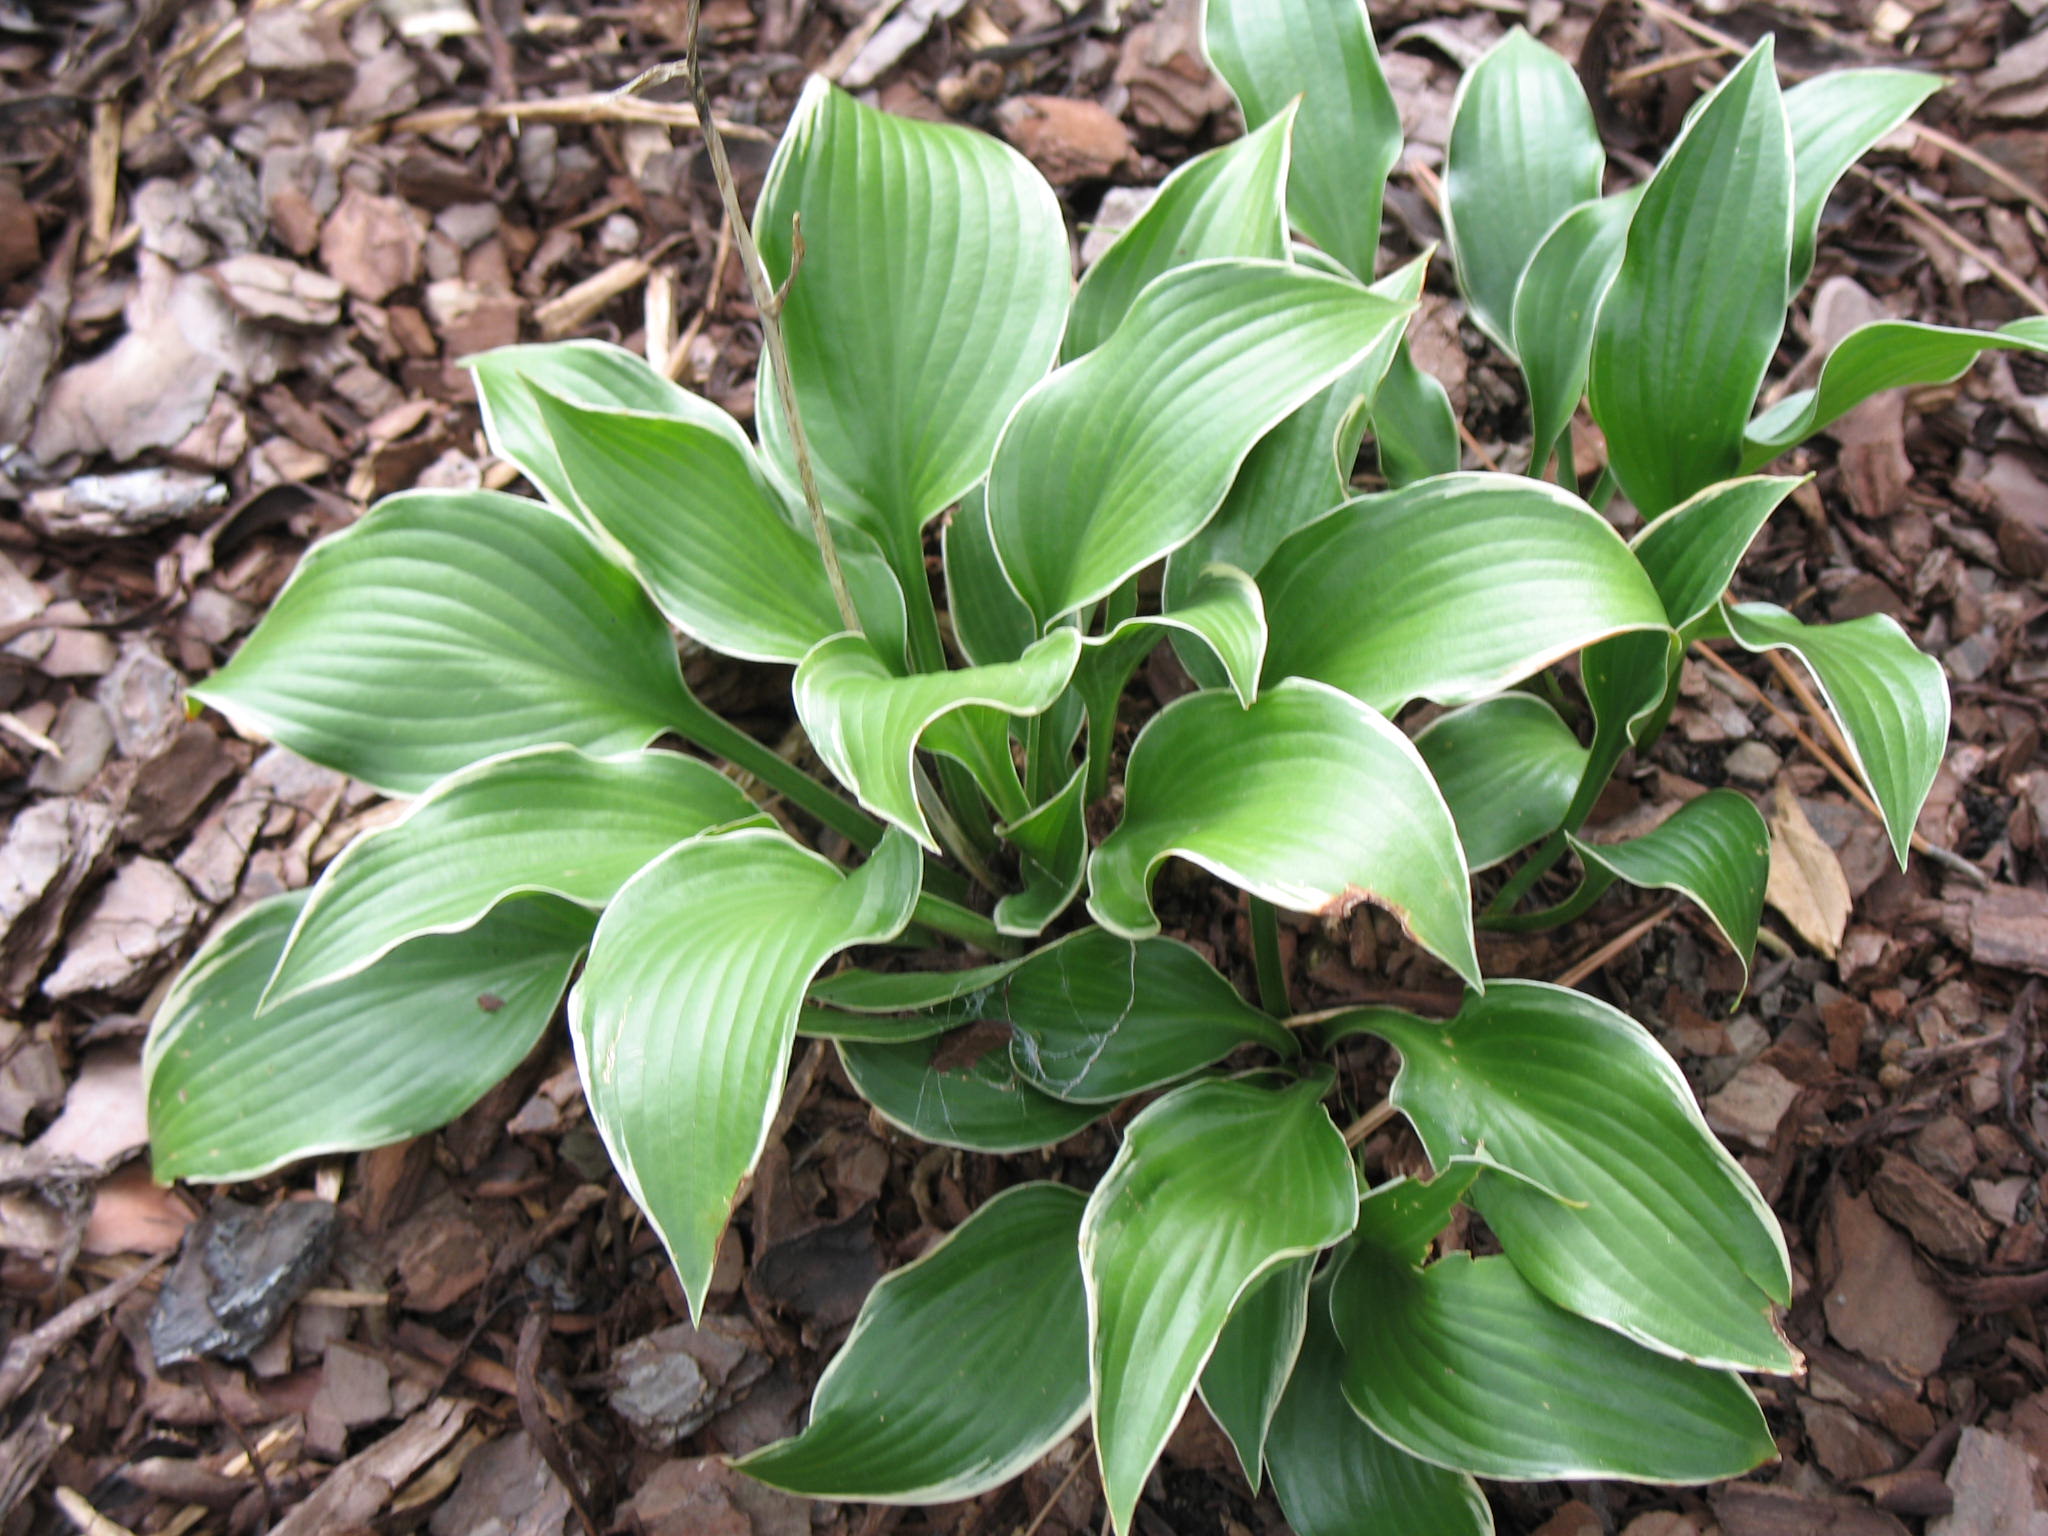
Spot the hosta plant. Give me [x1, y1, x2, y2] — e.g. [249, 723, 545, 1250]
[146, 2, 2046, 1529]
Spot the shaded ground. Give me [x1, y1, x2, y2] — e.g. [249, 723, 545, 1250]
[4, 0, 2048, 1533]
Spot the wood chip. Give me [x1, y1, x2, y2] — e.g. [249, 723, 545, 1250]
[269, 1397, 472, 1536]
[1870, 1151, 1996, 1265]
[1821, 1187, 1960, 1380]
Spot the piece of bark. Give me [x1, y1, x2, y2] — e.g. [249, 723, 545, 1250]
[270, 1397, 471, 1536]
[42, 858, 203, 1000]
[244, 9, 357, 100]
[1966, 885, 2048, 975]
[427, 1431, 573, 1536]
[209, 254, 346, 329]
[1704, 1059, 1803, 1151]
[1931, 1427, 2048, 1535]
[994, 95, 1138, 184]
[122, 720, 242, 848]
[306, 1341, 394, 1457]
[1821, 1187, 1959, 1380]
[1801, 1396, 1904, 1481]
[27, 697, 115, 796]
[1713, 1483, 1911, 1536]
[617, 1456, 808, 1536]
[32, 1049, 147, 1170]
[320, 188, 425, 304]
[28, 253, 288, 464]
[22, 469, 227, 540]
[1870, 1152, 1997, 1265]
[0, 797, 120, 1007]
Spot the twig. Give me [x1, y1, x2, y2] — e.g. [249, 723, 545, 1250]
[1762, 649, 1857, 772]
[668, 212, 734, 381]
[1553, 901, 1677, 989]
[621, 13, 864, 633]
[1692, 641, 1987, 886]
[1611, 47, 1726, 87]
[1865, 174, 2048, 317]
[1019, 1435, 1095, 1536]
[1455, 419, 1502, 473]
[0, 1255, 164, 1409]
[821, 0, 906, 81]
[53, 1489, 137, 1536]
[1912, 125, 2048, 223]
[516, 1307, 603, 1536]
[1343, 1099, 1401, 1149]
[387, 95, 773, 141]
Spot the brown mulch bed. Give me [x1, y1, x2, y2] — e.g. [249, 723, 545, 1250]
[4, 0, 2048, 1533]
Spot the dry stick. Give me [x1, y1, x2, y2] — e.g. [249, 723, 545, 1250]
[1343, 1098, 1401, 1149]
[1019, 1436, 1096, 1536]
[0, 1255, 165, 1408]
[1866, 174, 2048, 318]
[620, 16, 863, 633]
[517, 1306, 604, 1536]
[1630, 0, 1750, 61]
[388, 95, 773, 141]
[1553, 900, 1678, 989]
[1912, 124, 2048, 224]
[1762, 648, 1857, 774]
[669, 212, 735, 381]
[1691, 641, 1988, 887]
[1610, 46, 1727, 87]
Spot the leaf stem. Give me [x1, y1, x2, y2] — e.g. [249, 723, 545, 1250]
[1249, 896, 1291, 1016]
[909, 892, 1021, 956]
[640, 6, 862, 633]
[1481, 829, 1568, 918]
[673, 693, 882, 850]
[1480, 867, 1614, 933]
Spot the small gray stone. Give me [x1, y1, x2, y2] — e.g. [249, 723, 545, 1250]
[1723, 739, 1781, 786]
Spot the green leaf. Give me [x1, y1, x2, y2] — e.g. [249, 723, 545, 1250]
[1089, 681, 1478, 987]
[1571, 789, 1770, 972]
[466, 339, 729, 517]
[1266, 1278, 1493, 1536]
[737, 1183, 1090, 1501]
[994, 764, 1088, 937]
[147, 891, 590, 1183]
[1002, 928, 1291, 1101]
[1369, 338, 1460, 488]
[1414, 695, 1588, 871]
[1099, 564, 1267, 708]
[1083, 1074, 1356, 1536]
[1261, 473, 1669, 712]
[530, 389, 843, 665]
[838, 1034, 1105, 1153]
[755, 78, 1070, 560]
[1512, 188, 1641, 478]
[793, 630, 1082, 850]
[987, 258, 1413, 628]
[1065, 107, 1295, 361]
[1339, 980, 1796, 1372]
[1631, 475, 1804, 627]
[809, 957, 1027, 1013]
[942, 488, 1037, 667]
[1785, 70, 1943, 293]
[1721, 602, 1949, 864]
[1163, 254, 1425, 669]
[191, 490, 693, 796]
[1567, 627, 1681, 829]
[1743, 317, 2048, 469]
[813, 928, 1290, 1100]
[1200, 1257, 1311, 1492]
[1204, 0, 1400, 281]
[1332, 1244, 1774, 1482]
[265, 747, 760, 1007]
[1589, 41, 1794, 517]
[1444, 29, 1604, 353]
[571, 828, 922, 1316]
